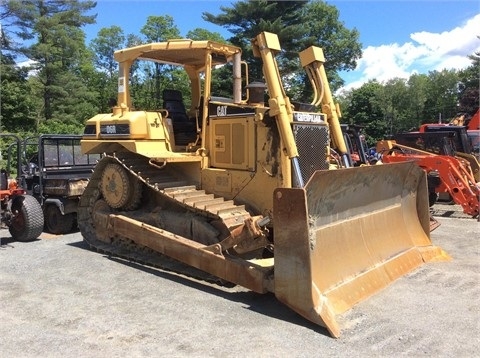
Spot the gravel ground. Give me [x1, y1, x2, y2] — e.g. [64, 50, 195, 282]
[1, 205, 478, 357]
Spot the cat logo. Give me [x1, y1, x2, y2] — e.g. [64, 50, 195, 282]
[217, 105, 227, 116]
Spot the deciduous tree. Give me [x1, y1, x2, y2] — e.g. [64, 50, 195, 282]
[0, 53, 36, 132]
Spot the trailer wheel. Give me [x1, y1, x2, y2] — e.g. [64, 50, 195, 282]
[44, 205, 75, 234]
[9, 195, 44, 242]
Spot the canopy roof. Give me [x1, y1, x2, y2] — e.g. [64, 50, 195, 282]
[114, 39, 242, 68]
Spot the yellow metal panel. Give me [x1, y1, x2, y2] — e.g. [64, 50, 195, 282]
[210, 116, 255, 170]
[114, 40, 241, 67]
[262, 32, 281, 51]
[232, 123, 246, 165]
[299, 46, 325, 67]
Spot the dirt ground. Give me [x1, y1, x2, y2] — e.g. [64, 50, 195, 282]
[1, 204, 478, 357]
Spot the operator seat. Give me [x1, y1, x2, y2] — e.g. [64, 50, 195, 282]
[162, 89, 197, 146]
[0, 169, 8, 190]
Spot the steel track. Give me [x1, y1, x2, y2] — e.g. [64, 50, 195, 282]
[77, 152, 252, 284]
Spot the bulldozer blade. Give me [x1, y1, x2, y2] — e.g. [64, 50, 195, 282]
[272, 162, 449, 337]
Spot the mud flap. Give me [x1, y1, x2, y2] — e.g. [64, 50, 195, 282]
[273, 162, 449, 337]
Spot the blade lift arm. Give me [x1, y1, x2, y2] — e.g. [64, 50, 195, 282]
[251, 32, 304, 187]
[299, 47, 351, 168]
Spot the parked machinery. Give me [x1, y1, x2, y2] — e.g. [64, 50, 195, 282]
[22, 135, 101, 234]
[377, 140, 479, 218]
[78, 32, 448, 337]
[395, 110, 480, 181]
[0, 134, 43, 241]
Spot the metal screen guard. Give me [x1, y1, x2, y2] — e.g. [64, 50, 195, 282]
[272, 162, 449, 337]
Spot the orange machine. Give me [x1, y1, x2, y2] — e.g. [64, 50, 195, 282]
[377, 140, 479, 218]
[396, 110, 480, 181]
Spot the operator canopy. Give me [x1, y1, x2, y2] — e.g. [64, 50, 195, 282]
[114, 39, 242, 69]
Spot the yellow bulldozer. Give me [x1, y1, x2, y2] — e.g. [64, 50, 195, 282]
[79, 32, 448, 337]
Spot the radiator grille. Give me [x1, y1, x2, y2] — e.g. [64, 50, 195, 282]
[293, 123, 330, 184]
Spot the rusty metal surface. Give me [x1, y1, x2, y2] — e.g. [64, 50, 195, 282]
[110, 214, 273, 294]
[43, 178, 89, 197]
[273, 187, 340, 337]
[273, 162, 449, 338]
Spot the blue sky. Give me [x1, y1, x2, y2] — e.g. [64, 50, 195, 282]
[86, 0, 480, 90]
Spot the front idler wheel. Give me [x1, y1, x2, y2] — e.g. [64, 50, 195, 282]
[100, 163, 142, 210]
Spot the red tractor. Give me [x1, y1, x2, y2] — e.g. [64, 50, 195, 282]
[0, 134, 44, 241]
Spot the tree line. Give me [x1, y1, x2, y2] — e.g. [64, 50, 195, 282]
[1, 0, 478, 145]
[338, 60, 479, 145]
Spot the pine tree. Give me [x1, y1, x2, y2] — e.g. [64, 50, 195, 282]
[1, 0, 97, 131]
[203, 0, 362, 99]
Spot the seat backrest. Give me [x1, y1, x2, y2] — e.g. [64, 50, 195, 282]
[163, 89, 189, 122]
[0, 169, 8, 190]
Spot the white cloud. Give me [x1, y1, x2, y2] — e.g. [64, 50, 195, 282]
[17, 59, 39, 77]
[339, 13, 480, 92]
[18, 59, 37, 68]
[411, 14, 480, 57]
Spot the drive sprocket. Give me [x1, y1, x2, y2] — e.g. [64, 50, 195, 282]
[100, 163, 142, 210]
